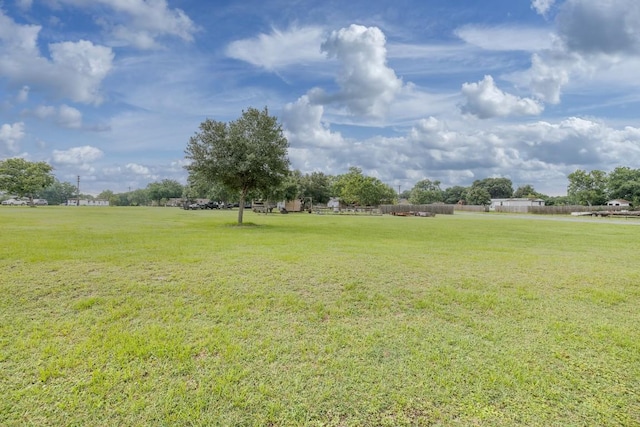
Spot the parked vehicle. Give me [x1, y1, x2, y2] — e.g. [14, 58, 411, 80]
[2, 198, 27, 206]
[33, 199, 48, 205]
[182, 200, 227, 210]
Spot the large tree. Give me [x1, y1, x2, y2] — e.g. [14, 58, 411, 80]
[567, 169, 607, 206]
[39, 179, 78, 205]
[464, 186, 491, 205]
[0, 158, 55, 206]
[513, 184, 542, 199]
[607, 166, 640, 206]
[408, 179, 444, 204]
[300, 171, 333, 204]
[147, 179, 184, 205]
[185, 107, 290, 224]
[333, 167, 396, 206]
[128, 189, 150, 206]
[442, 185, 467, 204]
[471, 177, 513, 199]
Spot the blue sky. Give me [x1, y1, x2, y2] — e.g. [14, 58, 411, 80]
[1, 0, 639, 196]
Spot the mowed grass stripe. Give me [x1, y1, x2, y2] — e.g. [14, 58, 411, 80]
[1, 207, 638, 426]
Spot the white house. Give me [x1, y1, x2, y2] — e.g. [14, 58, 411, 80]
[327, 197, 342, 212]
[490, 198, 545, 211]
[606, 199, 630, 207]
[327, 197, 341, 208]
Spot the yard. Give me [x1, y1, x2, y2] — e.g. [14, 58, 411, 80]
[0, 207, 638, 425]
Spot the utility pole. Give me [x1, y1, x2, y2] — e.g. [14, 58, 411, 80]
[76, 175, 80, 206]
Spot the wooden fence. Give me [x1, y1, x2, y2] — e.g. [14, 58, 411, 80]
[454, 205, 488, 212]
[380, 204, 455, 215]
[379, 204, 626, 216]
[497, 205, 626, 215]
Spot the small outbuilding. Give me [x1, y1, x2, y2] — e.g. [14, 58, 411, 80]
[490, 198, 545, 211]
[606, 199, 631, 207]
[277, 199, 302, 212]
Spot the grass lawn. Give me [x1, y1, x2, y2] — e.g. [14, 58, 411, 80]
[1, 207, 639, 426]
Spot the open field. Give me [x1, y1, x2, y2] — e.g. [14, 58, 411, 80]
[1, 207, 639, 426]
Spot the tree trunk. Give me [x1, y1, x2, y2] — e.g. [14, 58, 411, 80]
[237, 190, 246, 224]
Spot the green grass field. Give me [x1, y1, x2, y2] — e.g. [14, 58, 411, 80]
[1, 207, 639, 426]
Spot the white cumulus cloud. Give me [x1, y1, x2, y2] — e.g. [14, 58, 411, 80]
[48, 40, 114, 103]
[126, 163, 150, 175]
[0, 122, 26, 153]
[33, 104, 83, 129]
[523, 0, 640, 104]
[313, 24, 403, 119]
[358, 115, 640, 195]
[0, 11, 114, 104]
[282, 95, 348, 172]
[0, 10, 40, 53]
[461, 75, 544, 118]
[52, 146, 103, 164]
[526, 53, 575, 104]
[282, 95, 344, 149]
[556, 0, 640, 56]
[58, 105, 83, 129]
[509, 117, 640, 167]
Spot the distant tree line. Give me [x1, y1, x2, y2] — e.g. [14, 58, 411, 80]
[402, 167, 640, 207]
[402, 177, 569, 206]
[184, 166, 395, 208]
[566, 167, 640, 207]
[90, 166, 633, 209]
[5, 166, 639, 209]
[2, 177, 185, 207]
[93, 179, 185, 206]
[4, 156, 639, 210]
[65, 166, 640, 209]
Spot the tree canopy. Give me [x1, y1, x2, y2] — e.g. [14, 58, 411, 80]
[147, 179, 184, 205]
[408, 179, 444, 204]
[299, 171, 333, 204]
[0, 158, 55, 205]
[442, 186, 467, 204]
[607, 166, 640, 206]
[471, 177, 513, 199]
[513, 184, 542, 199]
[39, 179, 78, 205]
[332, 167, 396, 206]
[185, 107, 290, 224]
[50, 164, 640, 210]
[464, 186, 491, 205]
[567, 169, 607, 206]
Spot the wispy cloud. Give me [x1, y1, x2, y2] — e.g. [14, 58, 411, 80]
[226, 26, 325, 70]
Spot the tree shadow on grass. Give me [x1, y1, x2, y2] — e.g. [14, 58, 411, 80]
[223, 222, 264, 228]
